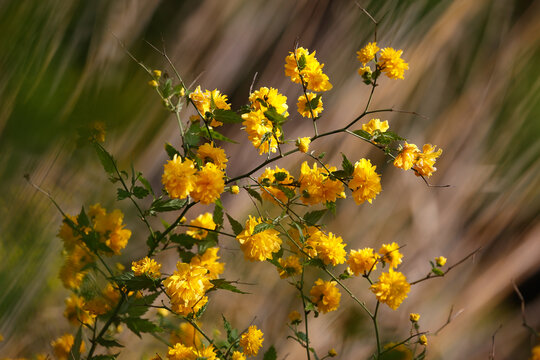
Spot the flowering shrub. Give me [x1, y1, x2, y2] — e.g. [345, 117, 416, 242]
[20, 10, 490, 360]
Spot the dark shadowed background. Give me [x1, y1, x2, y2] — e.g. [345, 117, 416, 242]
[1, 0, 539, 359]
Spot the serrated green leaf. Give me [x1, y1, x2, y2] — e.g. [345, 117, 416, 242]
[253, 222, 274, 235]
[431, 268, 445, 276]
[210, 279, 249, 294]
[303, 209, 327, 226]
[126, 292, 160, 318]
[124, 318, 162, 338]
[68, 326, 83, 360]
[296, 331, 307, 342]
[185, 123, 201, 147]
[264, 108, 288, 125]
[169, 233, 197, 249]
[306, 258, 325, 269]
[213, 202, 224, 227]
[96, 337, 124, 348]
[94, 143, 116, 176]
[330, 170, 348, 179]
[298, 54, 307, 71]
[213, 109, 243, 123]
[116, 188, 130, 201]
[164, 143, 181, 159]
[162, 78, 173, 98]
[77, 207, 90, 228]
[263, 345, 277, 360]
[276, 184, 296, 199]
[352, 129, 371, 140]
[246, 187, 263, 204]
[341, 153, 354, 176]
[132, 186, 149, 199]
[150, 198, 188, 213]
[308, 94, 322, 111]
[227, 214, 244, 236]
[111, 272, 158, 291]
[139, 175, 154, 196]
[199, 126, 238, 144]
[274, 172, 288, 181]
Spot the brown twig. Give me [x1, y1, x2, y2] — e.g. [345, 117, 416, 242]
[512, 280, 540, 337]
[488, 324, 503, 360]
[434, 305, 464, 335]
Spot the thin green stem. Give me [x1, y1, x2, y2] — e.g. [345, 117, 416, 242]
[300, 269, 312, 360]
[373, 301, 381, 359]
[87, 297, 125, 359]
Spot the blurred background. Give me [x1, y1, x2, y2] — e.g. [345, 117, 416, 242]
[1, 0, 539, 359]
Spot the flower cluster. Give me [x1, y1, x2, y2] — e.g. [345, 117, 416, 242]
[277, 255, 302, 279]
[362, 118, 389, 135]
[242, 109, 282, 155]
[348, 158, 382, 205]
[285, 47, 332, 92]
[297, 92, 323, 118]
[393, 142, 443, 177]
[310, 279, 341, 313]
[370, 269, 411, 310]
[63, 294, 95, 327]
[167, 343, 218, 360]
[162, 154, 225, 204]
[131, 256, 162, 278]
[51, 334, 85, 360]
[347, 248, 379, 275]
[299, 161, 345, 205]
[357, 42, 409, 81]
[236, 216, 282, 261]
[186, 212, 216, 240]
[258, 166, 295, 204]
[239, 325, 264, 356]
[189, 86, 231, 126]
[197, 142, 228, 170]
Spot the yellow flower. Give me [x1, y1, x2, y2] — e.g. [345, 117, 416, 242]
[297, 93, 323, 118]
[93, 208, 131, 255]
[64, 294, 95, 326]
[278, 255, 302, 278]
[393, 142, 420, 171]
[194, 345, 217, 360]
[382, 343, 413, 360]
[530, 345, 540, 360]
[231, 185, 240, 194]
[237, 216, 282, 261]
[51, 334, 85, 360]
[419, 335, 428, 346]
[348, 158, 382, 205]
[132, 256, 162, 278]
[167, 343, 197, 360]
[435, 256, 447, 267]
[358, 65, 372, 77]
[299, 161, 345, 205]
[242, 110, 282, 155]
[310, 278, 341, 313]
[190, 163, 225, 205]
[162, 155, 196, 199]
[240, 325, 264, 357]
[149, 80, 159, 88]
[232, 351, 246, 360]
[410, 313, 420, 322]
[190, 247, 224, 280]
[328, 348, 338, 357]
[153, 69, 162, 78]
[197, 142, 228, 170]
[170, 322, 202, 347]
[189, 86, 231, 127]
[288, 310, 302, 323]
[362, 118, 389, 135]
[186, 213, 216, 240]
[284, 47, 332, 91]
[57, 214, 81, 252]
[162, 262, 213, 316]
[379, 242, 403, 269]
[249, 87, 289, 116]
[258, 166, 295, 204]
[347, 248, 379, 275]
[377, 47, 409, 80]
[357, 42, 380, 64]
[370, 269, 410, 310]
[84, 282, 121, 316]
[59, 245, 94, 290]
[296, 137, 311, 153]
[315, 232, 347, 266]
[90, 121, 106, 143]
[413, 144, 443, 177]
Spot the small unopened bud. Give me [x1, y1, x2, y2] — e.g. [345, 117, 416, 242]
[328, 348, 337, 357]
[419, 335, 428, 346]
[435, 256, 447, 267]
[231, 185, 240, 194]
[152, 70, 162, 78]
[296, 137, 311, 153]
[148, 80, 159, 88]
[409, 313, 420, 322]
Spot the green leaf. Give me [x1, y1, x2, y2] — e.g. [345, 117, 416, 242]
[330, 170, 348, 179]
[150, 198, 188, 213]
[68, 326, 83, 360]
[263, 345, 277, 360]
[178, 250, 196, 263]
[246, 187, 263, 204]
[317, 152, 326, 159]
[305, 258, 325, 269]
[253, 222, 274, 235]
[200, 126, 238, 144]
[431, 268, 445, 276]
[94, 143, 116, 176]
[169, 233, 198, 249]
[276, 185, 296, 199]
[132, 186, 149, 199]
[162, 78, 173, 98]
[139, 175, 154, 196]
[117, 188, 130, 201]
[264, 108, 288, 125]
[210, 279, 249, 294]
[124, 318, 162, 338]
[213, 109, 243, 123]
[325, 201, 336, 214]
[111, 272, 158, 291]
[96, 337, 124, 348]
[185, 123, 201, 147]
[227, 214, 244, 236]
[298, 54, 307, 71]
[213, 201, 224, 227]
[274, 172, 288, 181]
[308, 94, 322, 110]
[125, 292, 160, 318]
[92, 356, 117, 360]
[164, 143, 181, 159]
[341, 153, 354, 176]
[303, 209, 327, 226]
[223, 315, 238, 344]
[197, 234, 217, 254]
[296, 331, 307, 342]
[352, 129, 371, 140]
[77, 207, 90, 228]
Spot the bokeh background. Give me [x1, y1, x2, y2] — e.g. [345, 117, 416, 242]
[1, 0, 539, 359]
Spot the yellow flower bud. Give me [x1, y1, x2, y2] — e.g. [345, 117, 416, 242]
[296, 137, 311, 153]
[148, 80, 159, 88]
[157, 308, 169, 317]
[288, 310, 301, 323]
[152, 69, 162, 78]
[328, 348, 337, 357]
[410, 313, 420, 322]
[435, 256, 447, 267]
[116, 263, 125, 271]
[231, 185, 240, 194]
[419, 335, 428, 346]
[180, 216, 187, 224]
